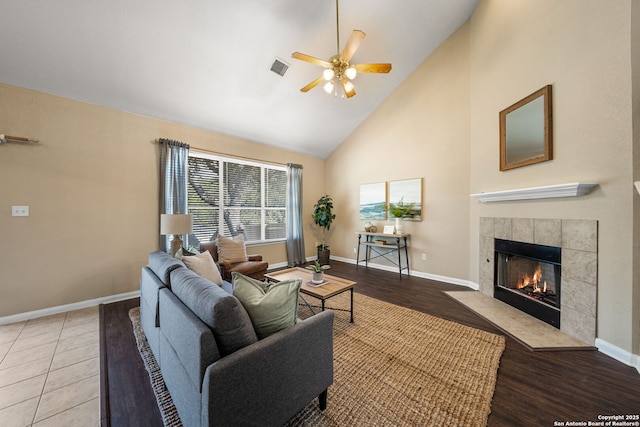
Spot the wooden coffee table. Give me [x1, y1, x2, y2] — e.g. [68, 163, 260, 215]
[265, 267, 356, 323]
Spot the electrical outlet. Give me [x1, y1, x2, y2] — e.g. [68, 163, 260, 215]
[421, 253, 427, 261]
[12, 206, 29, 217]
[353, 248, 357, 253]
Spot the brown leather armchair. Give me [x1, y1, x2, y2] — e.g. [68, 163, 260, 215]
[199, 241, 268, 282]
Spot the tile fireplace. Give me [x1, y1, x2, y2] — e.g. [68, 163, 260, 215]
[479, 217, 598, 345]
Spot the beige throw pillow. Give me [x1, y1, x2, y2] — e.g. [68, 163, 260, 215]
[182, 251, 223, 286]
[217, 234, 248, 263]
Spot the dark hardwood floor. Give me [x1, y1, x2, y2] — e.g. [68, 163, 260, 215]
[100, 298, 163, 427]
[101, 260, 640, 426]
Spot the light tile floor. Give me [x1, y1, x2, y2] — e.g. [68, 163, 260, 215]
[0, 307, 100, 426]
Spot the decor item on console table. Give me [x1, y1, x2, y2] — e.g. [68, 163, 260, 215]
[355, 231, 410, 279]
[388, 197, 415, 235]
[363, 221, 377, 233]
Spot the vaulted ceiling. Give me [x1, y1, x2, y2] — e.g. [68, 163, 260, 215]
[0, 0, 478, 158]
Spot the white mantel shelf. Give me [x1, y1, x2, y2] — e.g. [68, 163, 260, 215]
[470, 182, 599, 202]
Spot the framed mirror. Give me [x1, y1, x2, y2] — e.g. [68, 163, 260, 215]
[500, 85, 552, 171]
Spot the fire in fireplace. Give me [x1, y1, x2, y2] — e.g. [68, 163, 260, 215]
[494, 239, 561, 328]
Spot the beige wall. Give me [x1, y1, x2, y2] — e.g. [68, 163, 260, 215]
[0, 83, 324, 317]
[327, 1, 638, 354]
[325, 23, 471, 282]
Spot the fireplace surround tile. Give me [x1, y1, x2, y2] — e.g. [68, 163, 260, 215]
[562, 277, 597, 317]
[512, 218, 534, 242]
[562, 219, 598, 252]
[479, 236, 494, 295]
[480, 217, 495, 237]
[561, 306, 596, 344]
[479, 217, 598, 345]
[494, 218, 512, 240]
[563, 249, 598, 285]
[533, 218, 562, 247]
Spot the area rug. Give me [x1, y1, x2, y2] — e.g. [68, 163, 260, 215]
[129, 292, 505, 427]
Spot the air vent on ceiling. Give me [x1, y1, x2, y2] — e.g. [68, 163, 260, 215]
[270, 58, 289, 76]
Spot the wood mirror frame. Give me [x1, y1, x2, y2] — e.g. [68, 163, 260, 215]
[499, 85, 552, 171]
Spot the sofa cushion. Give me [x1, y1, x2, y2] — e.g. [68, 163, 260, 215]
[217, 234, 248, 263]
[182, 251, 223, 286]
[232, 272, 301, 339]
[148, 251, 185, 288]
[170, 268, 257, 356]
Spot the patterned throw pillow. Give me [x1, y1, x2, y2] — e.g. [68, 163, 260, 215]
[182, 250, 223, 286]
[232, 273, 301, 339]
[217, 234, 249, 263]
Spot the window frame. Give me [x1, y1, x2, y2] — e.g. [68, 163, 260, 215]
[187, 150, 287, 246]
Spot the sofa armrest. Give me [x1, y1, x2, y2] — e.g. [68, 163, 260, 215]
[217, 260, 231, 278]
[247, 254, 263, 261]
[202, 310, 334, 427]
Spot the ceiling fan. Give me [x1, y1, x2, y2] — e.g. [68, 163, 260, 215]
[291, 0, 392, 99]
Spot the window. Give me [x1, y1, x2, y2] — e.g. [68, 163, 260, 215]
[187, 151, 287, 246]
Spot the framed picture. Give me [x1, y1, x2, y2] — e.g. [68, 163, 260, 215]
[359, 182, 387, 220]
[388, 178, 422, 221]
[383, 225, 395, 234]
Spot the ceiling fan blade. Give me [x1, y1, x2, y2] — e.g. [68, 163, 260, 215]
[340, 30, 366, 62]
[291, 52, 331, 68]
[300, 76, 325, 92]
[354, 63, 392, 73]
[340, 78, 356, 98]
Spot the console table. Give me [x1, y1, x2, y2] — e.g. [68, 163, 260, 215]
[356, 232, 410, 279]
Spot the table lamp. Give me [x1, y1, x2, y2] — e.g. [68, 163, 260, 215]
[160, 214, 193, 256]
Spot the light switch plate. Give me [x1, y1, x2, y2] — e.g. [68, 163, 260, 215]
[12, 206, 29, 216]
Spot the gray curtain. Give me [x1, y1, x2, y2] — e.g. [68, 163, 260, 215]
[286, 163, 306, 266]
[159, 138, 190, 251]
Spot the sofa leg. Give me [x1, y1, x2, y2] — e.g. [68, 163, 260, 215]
[319, 389, 328, 411]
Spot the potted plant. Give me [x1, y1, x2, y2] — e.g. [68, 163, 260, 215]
[305, 260, 331, 283]
[388, 197, 415, 234]
[312, 194, 336, 265]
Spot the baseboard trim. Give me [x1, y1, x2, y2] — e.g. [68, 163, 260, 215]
[0, 290, 140, 325]
[330, 256, 478, 290]
[595, 338, 640, 373]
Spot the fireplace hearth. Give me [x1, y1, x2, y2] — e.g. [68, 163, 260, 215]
[494, 238, 561, 328]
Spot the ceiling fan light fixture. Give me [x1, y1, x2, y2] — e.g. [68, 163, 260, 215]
[345, 66, 357, 80]
[291, 0, 391, 98]
[343, 80, 355, 93]
[323, 68, 335, 81]
[323, 80, 335, 94]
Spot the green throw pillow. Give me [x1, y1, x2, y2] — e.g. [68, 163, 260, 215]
[231, 272, 301, 339]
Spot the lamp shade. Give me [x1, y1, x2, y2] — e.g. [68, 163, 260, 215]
[160, 214, 193, 235]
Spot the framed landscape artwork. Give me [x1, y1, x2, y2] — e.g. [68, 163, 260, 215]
[359, 182, 387, 220]
[388, 178, 422, 221]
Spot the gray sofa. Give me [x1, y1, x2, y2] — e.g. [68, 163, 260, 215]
[140, 251, 334, 427]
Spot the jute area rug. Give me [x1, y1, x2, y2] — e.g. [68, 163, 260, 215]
[129, 292, 505, 427]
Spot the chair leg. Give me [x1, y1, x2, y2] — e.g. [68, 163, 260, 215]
[319, 389, 328, 411]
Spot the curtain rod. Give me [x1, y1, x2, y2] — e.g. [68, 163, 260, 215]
[0, 134, 39, 144]
[189, 145, 287, 167]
